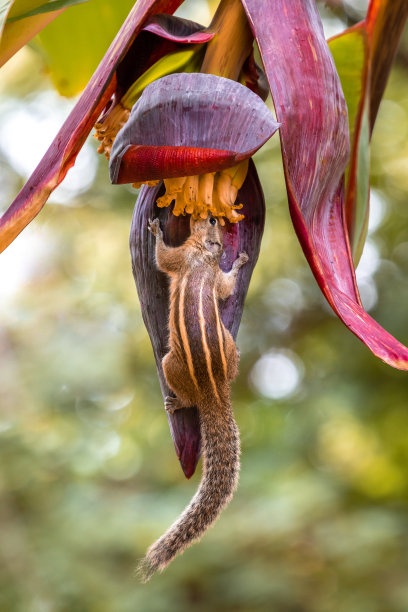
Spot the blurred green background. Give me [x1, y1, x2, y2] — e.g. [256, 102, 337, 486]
[1, 1, 408, 611]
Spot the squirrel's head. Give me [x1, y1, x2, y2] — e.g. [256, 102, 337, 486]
[190, 215, 223, 256]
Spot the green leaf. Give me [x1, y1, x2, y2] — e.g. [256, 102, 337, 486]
[329, 29, 365, 157]
[352, 101, 370, 262]
[329, 26, 369, 264]
[0, 0, 79, 68]
[6, 0, 87, 23]
[122, 47, 205, 109]
[35, 0, 135, 96]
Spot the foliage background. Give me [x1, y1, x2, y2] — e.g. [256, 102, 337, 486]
[1, 1, 408, 610]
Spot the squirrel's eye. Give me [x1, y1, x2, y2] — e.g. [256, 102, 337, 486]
[209, 217, 216, 226]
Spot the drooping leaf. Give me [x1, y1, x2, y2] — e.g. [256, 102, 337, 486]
[130, 160, 265, 478]
[110, 72, 279, 184]
[0, 0, 185, 254]
[242, 0, 408, 370]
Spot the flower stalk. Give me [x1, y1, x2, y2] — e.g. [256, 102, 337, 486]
[200, 0, 253, 79]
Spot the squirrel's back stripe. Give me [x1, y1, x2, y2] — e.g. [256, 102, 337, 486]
[169, 285, 179, 349]
[178, 273, 199, 390]
[172, 267, 228, 395]
[213, 285, 227, 380]
[170, 285, 187, 363]
[198, 275, 221, 403]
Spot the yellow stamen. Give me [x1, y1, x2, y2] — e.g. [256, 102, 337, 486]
[231, 158, 249, 190]
[157, 177, 187, 208]
[94, 103, 130, 160]
[139, 159, 249, 224]
[133, 180, 160, 189]
[173, 191, 186, 216]
[198, 172, 215, 207]
[184, 175, 199, 214]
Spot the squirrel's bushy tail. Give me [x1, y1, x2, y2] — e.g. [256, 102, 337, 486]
[138, 390, 240, 582]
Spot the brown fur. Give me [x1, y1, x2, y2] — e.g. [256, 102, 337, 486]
[139, 215, 248, 581]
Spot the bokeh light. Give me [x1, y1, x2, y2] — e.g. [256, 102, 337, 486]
[250, 349, 304, 399]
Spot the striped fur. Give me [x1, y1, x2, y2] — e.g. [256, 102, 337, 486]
[140, 216, 248, 581]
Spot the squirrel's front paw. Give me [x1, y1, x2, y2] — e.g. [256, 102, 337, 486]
[234, 251, 249, 269]
[148, 218, 162, 238]
[165, 396, 184, 414]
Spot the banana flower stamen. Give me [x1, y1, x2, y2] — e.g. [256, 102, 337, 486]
[154, 160, 248, 224]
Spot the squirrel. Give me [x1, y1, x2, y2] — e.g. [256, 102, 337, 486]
[138, 214, 249, 581]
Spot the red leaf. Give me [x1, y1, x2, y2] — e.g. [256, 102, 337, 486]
[242, 0, 408, 369]
[0, 0, 184, 254]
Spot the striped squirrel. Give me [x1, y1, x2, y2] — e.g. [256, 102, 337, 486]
[139, 214, 248, 581]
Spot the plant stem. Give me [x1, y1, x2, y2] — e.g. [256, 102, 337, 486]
[200, 0, 253, 80]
